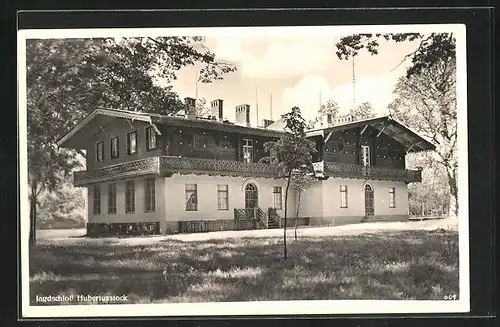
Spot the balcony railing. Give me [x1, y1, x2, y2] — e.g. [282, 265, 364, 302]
[316, 161, 421, 183]
[160, 156, 278, 178]
[73, 157, 160, 186]
[73, 156, 420, 186]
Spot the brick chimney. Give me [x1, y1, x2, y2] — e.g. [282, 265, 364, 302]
[210, 99, 224, 122]
[184, 97, 196, 119]
[235, 104, 250, 126]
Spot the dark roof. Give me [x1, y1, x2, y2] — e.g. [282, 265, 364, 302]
[57, 108, 283, 148]
[58, 109, 435, 153]
[306, 116, 436, 153]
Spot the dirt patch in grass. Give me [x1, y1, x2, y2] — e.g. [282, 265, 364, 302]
[29, 229, 459, 304]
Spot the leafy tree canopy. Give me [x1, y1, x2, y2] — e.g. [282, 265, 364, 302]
[26, 36, 236, 243]
[335, 33, 456, 78]
[350, 101, 376, 121]
[262, 106, 317, 259]
[309, 99, 340, 128]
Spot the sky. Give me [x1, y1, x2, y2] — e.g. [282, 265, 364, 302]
[168, 33, 421, 125]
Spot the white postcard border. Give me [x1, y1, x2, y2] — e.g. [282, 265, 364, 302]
[18, 23, 470, 318]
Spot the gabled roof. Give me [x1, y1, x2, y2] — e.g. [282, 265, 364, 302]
[305, 115, 436, 153]
[57, 108, 283, 149]
[57, 109, 435, 153]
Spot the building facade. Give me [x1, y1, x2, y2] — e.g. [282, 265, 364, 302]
[56, 98, 434, 236]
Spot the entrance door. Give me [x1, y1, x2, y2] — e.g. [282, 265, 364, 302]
[245, 183, 258, 218]
[364, 184, 374, 218]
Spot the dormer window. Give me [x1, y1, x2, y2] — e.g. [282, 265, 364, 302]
[127, 131, 137, 155]
[146, 126, 157, 150]
[95, 141, 104, 162]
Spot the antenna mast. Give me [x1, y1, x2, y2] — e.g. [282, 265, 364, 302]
[195, 70, 199, 105]
[255, 85, 259, 126]
[269, 94, 273, 120]
[352, 56, 356, 111]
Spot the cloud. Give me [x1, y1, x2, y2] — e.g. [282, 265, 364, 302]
[211, 37, 245, 63]
[212, 37, 335, 79]
[282, 75, 331, 120]
[282, 74, 400, 121]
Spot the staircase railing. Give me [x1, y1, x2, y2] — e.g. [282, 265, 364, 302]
[256, 207, 269, 228]
[268, 208, 281, 227]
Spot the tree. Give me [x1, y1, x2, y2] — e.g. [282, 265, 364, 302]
[406, 153, 450, 217]
[335, 33, 456, 78]
[335, 32, 458, 216]
[389, 58, 457, 216]
[290, 169, 316, 240]
[37, 176, 86, 229]
[309, 99, 340, 128]
[350, 101, 376, 121]
[263, 107, 317, 260]
[27, 37, 236, 244]
[195, 98, 211, 118]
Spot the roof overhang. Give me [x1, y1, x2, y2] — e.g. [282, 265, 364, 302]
[306, 116, 436, 153]
[56, 109, 158, 149]
[57, 108, 284, 150]
[158, 116, 284, 138]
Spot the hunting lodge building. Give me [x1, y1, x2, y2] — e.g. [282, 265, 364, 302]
[57, 97, 435, 236]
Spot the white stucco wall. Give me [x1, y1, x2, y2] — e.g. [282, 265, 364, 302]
[87, 175, 166, 224]
[297, 178, 409, 220]
[86, 174, 408, 231]
[320, 178, 408, 217]
[297, 182, 324, 218]
[163, 174, 294, 221]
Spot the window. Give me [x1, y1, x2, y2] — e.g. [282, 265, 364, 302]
[144, 178, 156, 212]
[95, 141, 104, 162]
[146, 127, 157, 150]
[340, 185, 348, 208]
[125, 180, 135, 213]
[245, 183, 258, 209]
[107, 183, 116, 214]
[185, 184, 198, 211]
[361, 145, 371, 166]
[92, 185, 101, 215]
[217, 184, 229, 210]
[127, 131, 137, 155]
[110, 137, 119, 158]
[273, 186, 283, 210]
[389, 187, 396, 208]
[243, 139, 253, 163]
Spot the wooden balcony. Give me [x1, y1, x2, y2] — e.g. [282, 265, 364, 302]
[160, 156, 278, 178]
[73, 157, 160, 186]
[315, 161, 421, 183]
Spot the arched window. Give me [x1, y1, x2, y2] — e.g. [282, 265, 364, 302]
[364, 184, 373, 192]
[245, 183, 258, 209]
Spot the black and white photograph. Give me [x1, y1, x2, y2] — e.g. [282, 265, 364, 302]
[19, 23, 469, 317]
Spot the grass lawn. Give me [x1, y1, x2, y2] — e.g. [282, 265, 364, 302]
[29, 221, 459, 304]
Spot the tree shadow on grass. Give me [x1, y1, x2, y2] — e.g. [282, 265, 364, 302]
[29, 231, 460, 304]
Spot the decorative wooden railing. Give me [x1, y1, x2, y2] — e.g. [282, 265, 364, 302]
[74, 157, 160, 186]
[161, 156, 278, 178]
[234, 208, 268, 228]
[313, 161, 421, 183]
[234, 208, 259, 220]
[268, 207, 281, 227]
[256, 207, 269, 228]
